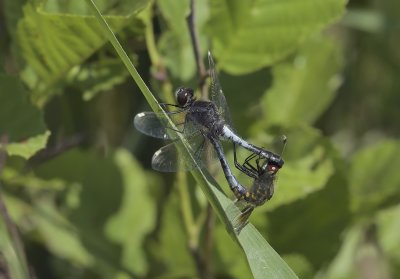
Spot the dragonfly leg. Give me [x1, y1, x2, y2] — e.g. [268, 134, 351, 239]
[254, 154, 264, 173]
[233, 143, 258, 179]
[243, 152, 259, 173]
[158, 102, 182, 109]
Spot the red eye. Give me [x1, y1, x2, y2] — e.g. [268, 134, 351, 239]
[267, 164, 278, 173]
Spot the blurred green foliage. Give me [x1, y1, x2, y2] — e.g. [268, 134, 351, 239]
[0, 0, 399, 278]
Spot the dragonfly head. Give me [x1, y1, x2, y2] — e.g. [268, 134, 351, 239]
[175, 87, 194, 107]
[260, 157, 283, 176]
[266, 163, 280, 175]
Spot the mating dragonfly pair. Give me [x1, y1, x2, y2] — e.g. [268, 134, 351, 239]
[134, 52, 285, 232]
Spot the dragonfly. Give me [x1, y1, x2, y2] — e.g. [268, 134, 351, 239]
[208, 135, 282, 233]
[134, 51, 284, 174]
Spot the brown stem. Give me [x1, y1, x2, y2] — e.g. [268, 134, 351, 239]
[28, 134, 85, 166]
[186, 1, 215, 278]
[186, 0, 208, 99]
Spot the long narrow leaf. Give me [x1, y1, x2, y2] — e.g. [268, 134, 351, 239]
[86, 1, 298, 278]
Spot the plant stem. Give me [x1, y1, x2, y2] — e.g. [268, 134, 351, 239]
[143, 2, 205, 276]
[186, 0, 208, 99]
[187, 1, 215, 278]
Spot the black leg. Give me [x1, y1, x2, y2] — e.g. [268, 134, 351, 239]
[255, 155, 263, 173]
[243, 153, 259, 174]
[233, 143, 258, 179]
[158, 102, 182, 109]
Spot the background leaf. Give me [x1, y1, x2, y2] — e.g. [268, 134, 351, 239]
[208, 0, 346, 74]
[262, 36, 344, 126]
[349, 140, 400, 215]
[0, 75, 49, 159]
[17, 1, 147, 105]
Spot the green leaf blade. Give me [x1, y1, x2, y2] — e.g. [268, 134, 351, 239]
[349, 140, 400, 214]
[208, 0, 346, 74]
[262, 37, 344, 126]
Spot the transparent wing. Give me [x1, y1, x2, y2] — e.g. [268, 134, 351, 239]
[208, 51, 233, 127]
[134, 110, 189, 140]
[151, 131, 217, 172]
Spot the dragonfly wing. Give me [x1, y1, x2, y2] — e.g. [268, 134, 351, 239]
[151, 130, 220, 172]
[151, 132, 208, 172]
[134, 111, 186, 140]
[208, 51, 233, 127]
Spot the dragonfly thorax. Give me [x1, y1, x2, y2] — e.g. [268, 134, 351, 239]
[187, 100, 226, 137]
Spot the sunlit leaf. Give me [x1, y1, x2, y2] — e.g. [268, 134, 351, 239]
[17, 1, 147, 105]
[5, 131, 50, 159]
[208, 0, 346, 74]
[262, 36, 343, 126]
[66, 58, 131, 101]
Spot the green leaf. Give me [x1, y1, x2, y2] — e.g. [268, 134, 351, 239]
[66, 58, 131, 101]
[104, 150, 157, 276]
[86, 1, 298, 278]
[0, 216, 30, 279]
[43, 0, 148, 16]
[208, 0, 346, 74]
[5, 131, 50, 159]
[349, 140, 400, 214]
[376, 205, 400, 276]
[282, 254, 314, 279]
[320, 225, 362, 279]
[214, 223, 252, 278]
[147, 188, 197, 277]
[266, 172, 351, 268]
[17, 1, 147, 105]
[31, 197, 95, 267]
[262, 36, 343, 126]
[218, 68, 272, 134]
[3, 0, 24, 38]
[0, 75, 49, 159]
[34, 148, 158, 276]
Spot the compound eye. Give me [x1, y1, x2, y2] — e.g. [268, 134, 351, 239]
[176, 87, 193, 106]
